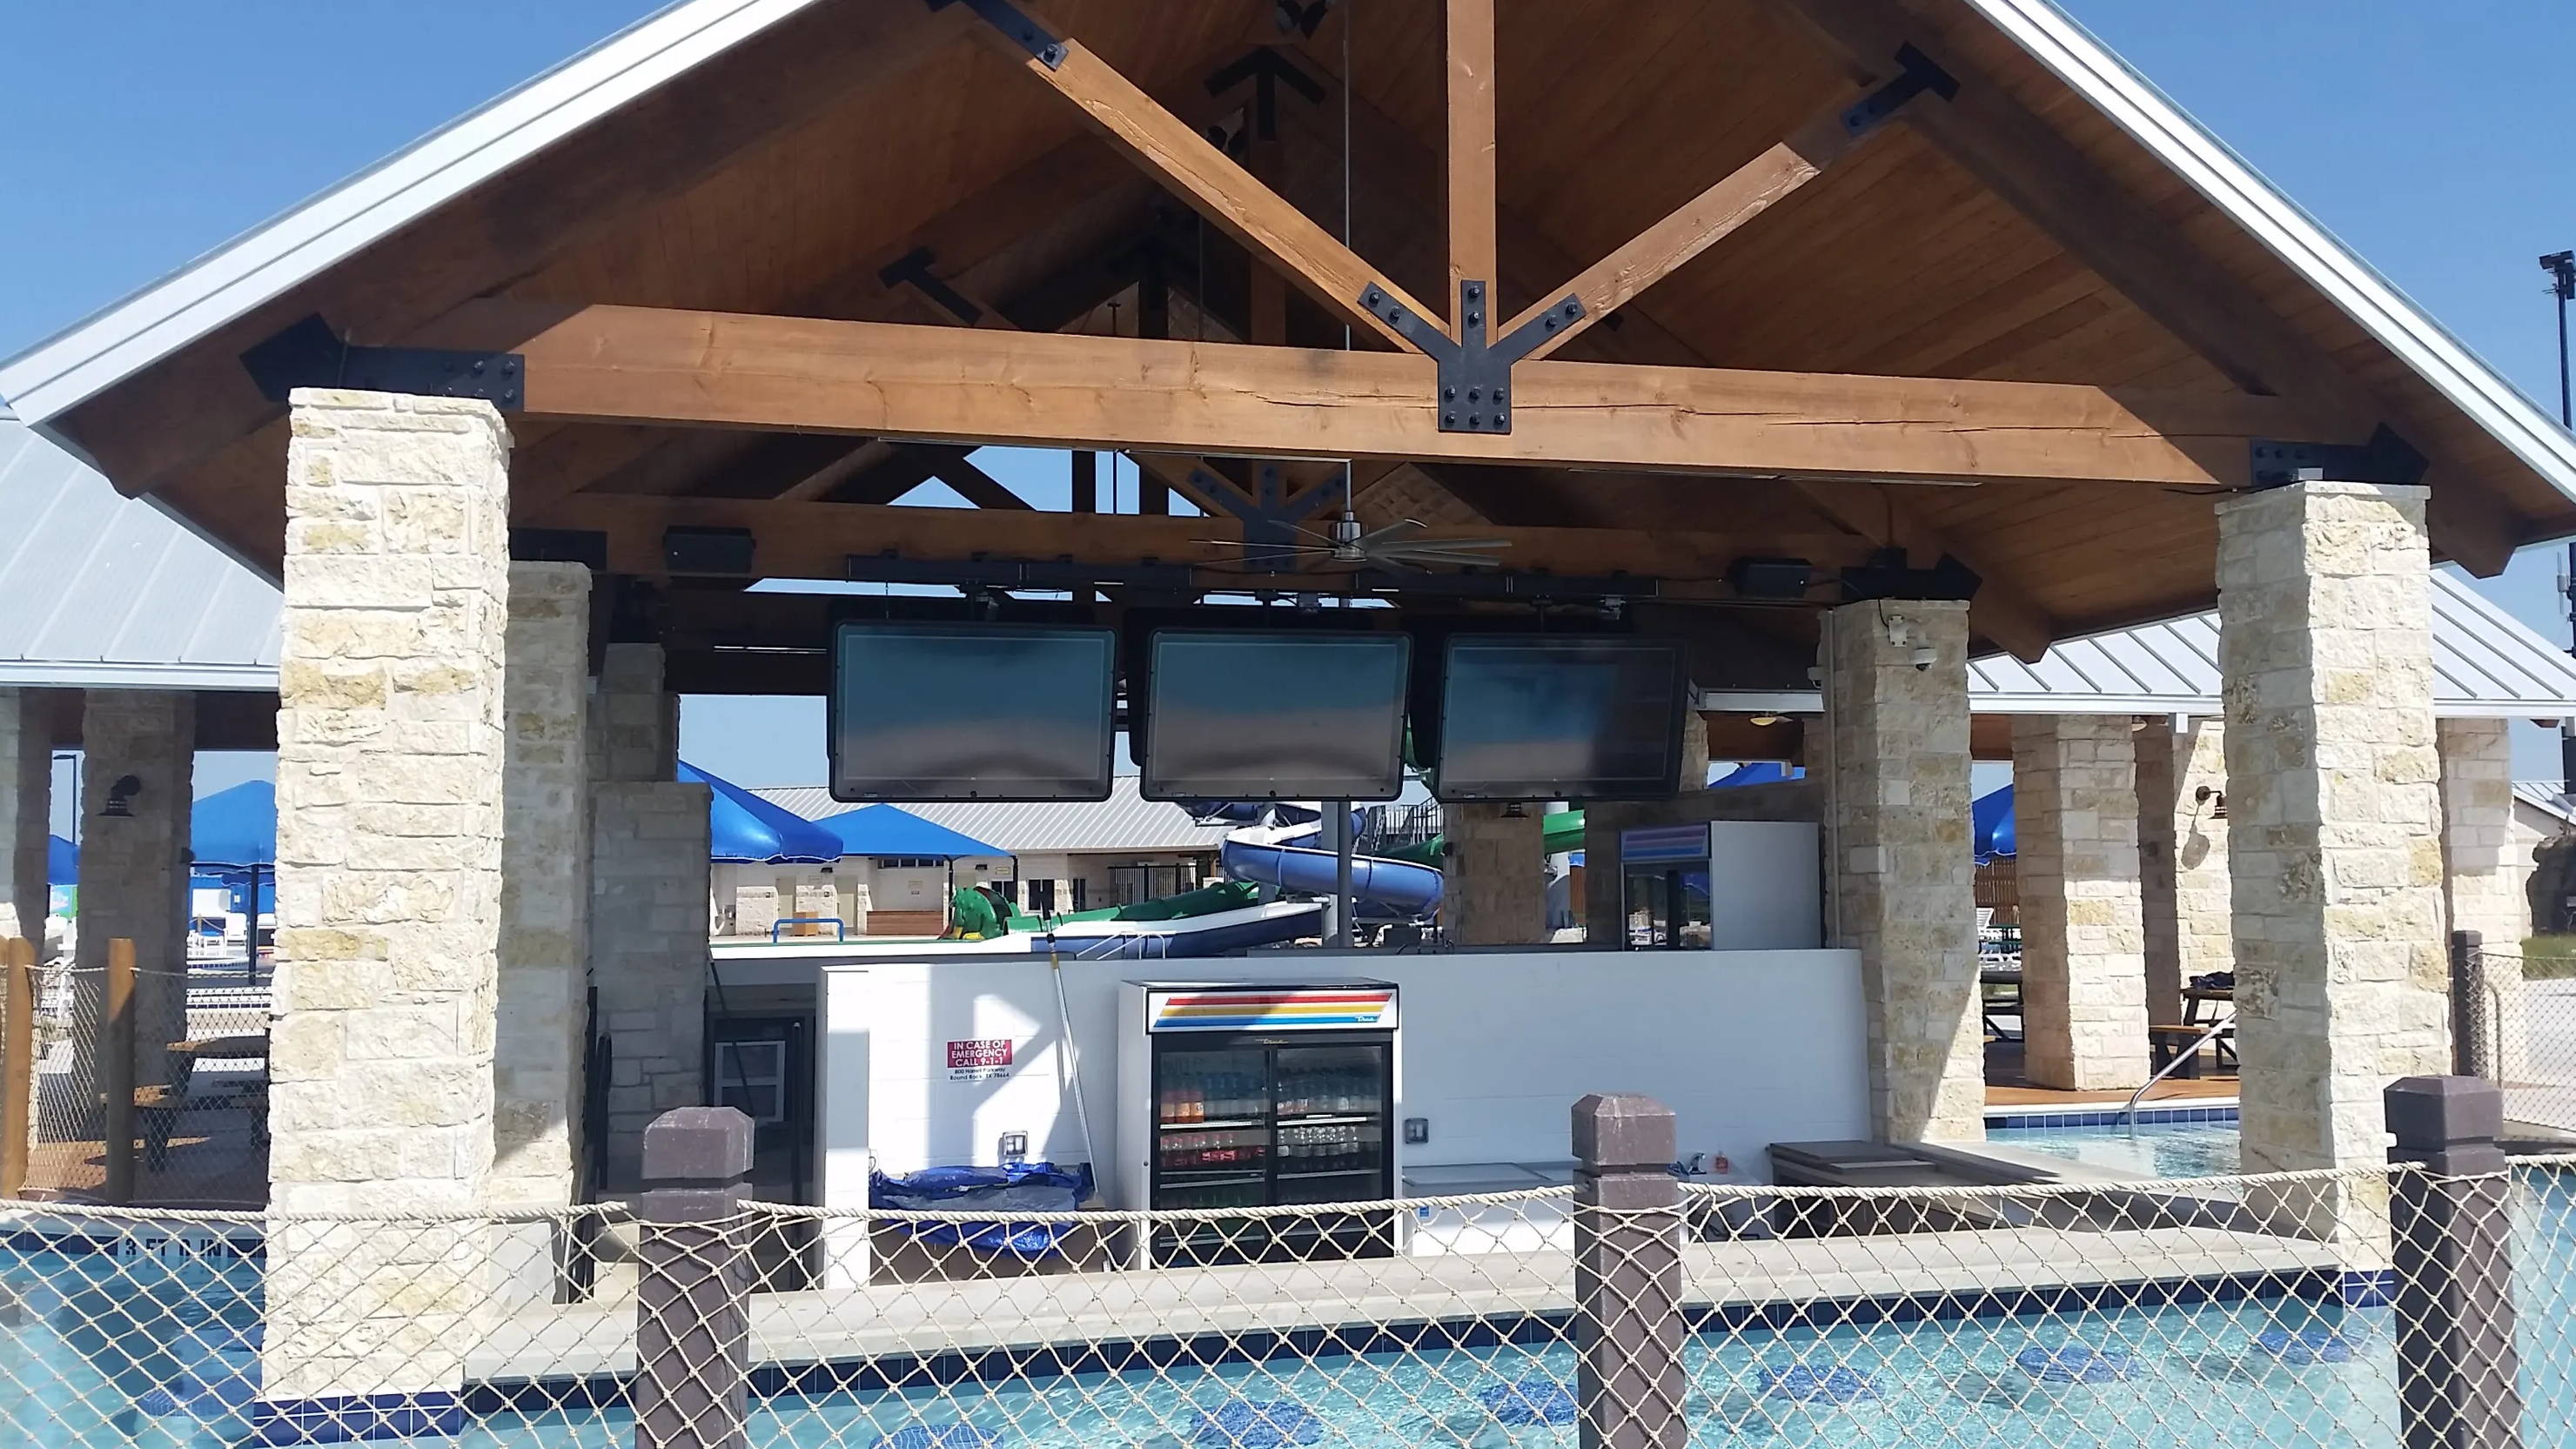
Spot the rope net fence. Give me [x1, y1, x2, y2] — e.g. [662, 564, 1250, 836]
[18, 961, 271, 1209]
[0, 1156, 2566, 1447]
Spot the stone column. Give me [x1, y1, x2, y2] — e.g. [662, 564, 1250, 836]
[493, 562, 591, 1209]
[0, 688, 49, 949]
[76, 690, 194, 1071]
[1445, 804, 1547, 945]
[1818, 600, 1982, 1142]
[2217, 480, 2448, 1176]
[586, 638, 710, 1185]
[2012, 714, 2150, 1090]
[1678, 710, 1710, 792]
[262, 389, 508, 1421]
[594, 643, 676, 784]
[2136, 717, 2231, 1025]
[591, 781, 712, 1190]
[2437, 717, 2529, 1083]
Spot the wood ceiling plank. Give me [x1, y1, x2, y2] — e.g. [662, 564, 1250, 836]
[971, 6, 1433, 349]
[1790, 479, 2053, 661]
[56, 0, 960, 500]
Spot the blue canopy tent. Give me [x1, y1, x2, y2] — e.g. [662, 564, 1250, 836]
[679, 761, 844, 864]
[816, 805, 1007, 861]
[1973, 785, 2016, 866]
[191, 781, 278, 919]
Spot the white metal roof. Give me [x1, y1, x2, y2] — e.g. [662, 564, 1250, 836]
[755, 778, 1235, 856]
[1, 0, 2572, 520]
[1702, 572, 2576, 721]
[0, 417, 282, 690]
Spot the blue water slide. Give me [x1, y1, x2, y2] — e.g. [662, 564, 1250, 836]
[1219, 840, 1446, 917]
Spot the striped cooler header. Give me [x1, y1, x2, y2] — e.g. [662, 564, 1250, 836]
[1146, 984, 1399, 1034]
[1620, 823, 1711, 863]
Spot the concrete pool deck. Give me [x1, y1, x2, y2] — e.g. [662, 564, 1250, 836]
[467, 1223, 2348, 1386]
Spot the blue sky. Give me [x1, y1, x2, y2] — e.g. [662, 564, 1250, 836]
[10, 0, 2576, 800]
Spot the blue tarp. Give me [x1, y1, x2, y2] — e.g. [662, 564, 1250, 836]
[48, 835, 77, 886]
[871, 1162, 1092, 1256]
[679, 761, 845, 864]
[1711, 762, 1803, 788]
[1974, 785, 2016, 865]
[191, 782, 276, 868]
[817, 804, 1007, 861]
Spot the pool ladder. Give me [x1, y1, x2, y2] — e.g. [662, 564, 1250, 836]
[2115, 1011, 2235, 1130]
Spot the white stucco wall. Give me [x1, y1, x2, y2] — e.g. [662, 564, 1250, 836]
[815, 947, 1868, 1212]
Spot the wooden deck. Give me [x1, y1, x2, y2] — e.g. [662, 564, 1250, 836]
[472, 1221, 2342, 1385]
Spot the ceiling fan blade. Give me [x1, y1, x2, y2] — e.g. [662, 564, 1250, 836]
[1371, 547, 1518, 569]
[1355, 519, 1427, 546]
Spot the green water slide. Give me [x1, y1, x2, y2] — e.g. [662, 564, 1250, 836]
[1382, 808, 1586, 866]
[1005, 879, 1265, 934]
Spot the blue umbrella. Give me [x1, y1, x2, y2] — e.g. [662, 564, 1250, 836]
[190, 781, 276, 868]
[47, 835, 77, 887]
[678, 761, 846, 864]
[815, 805, 1007, 861]
[1973, 784, 2016, 865]
[1711, 761, 1803, 788]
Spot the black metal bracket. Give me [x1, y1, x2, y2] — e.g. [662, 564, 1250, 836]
[1188, 462, 1342, 567]
[1272, 0, 1333, 39]
[879, 247, 983, 325]
[2248, 425, 2430, 489]
[1359, 279, 1581, 433]
[1205, 47, 1326, 142]
[1841, 44, 1960, 138]
[924, 0, 1064, 68]
[240, 314, 523, 408]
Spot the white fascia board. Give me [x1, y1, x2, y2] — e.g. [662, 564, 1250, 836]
[0, 0, 829, 425]
[0, 661, 279, 691]
[1966, 0, 2576, 510]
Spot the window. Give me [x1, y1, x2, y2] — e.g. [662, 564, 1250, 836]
[1027, 879, 1057, 914]
[872, 857, 942, 869]
[715, 1041, 789, 1125]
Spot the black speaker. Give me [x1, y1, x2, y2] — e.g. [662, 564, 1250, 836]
[663, 526, 756, 576]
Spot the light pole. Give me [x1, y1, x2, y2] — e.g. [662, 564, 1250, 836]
[2546, 252, 2576, 795]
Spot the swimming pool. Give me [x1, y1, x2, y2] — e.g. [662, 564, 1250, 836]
[1986, 1116, 2241, 1177]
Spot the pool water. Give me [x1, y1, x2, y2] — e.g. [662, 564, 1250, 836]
[1986, 1117, 2241, 1177]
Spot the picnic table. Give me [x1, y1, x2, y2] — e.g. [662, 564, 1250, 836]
[1979, 968, 2023, 1042]
[139, 1032, 272, 1165]
[2182, 987, 2232, 1024]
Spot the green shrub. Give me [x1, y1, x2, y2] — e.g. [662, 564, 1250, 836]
[2524, 936, 2576, 980]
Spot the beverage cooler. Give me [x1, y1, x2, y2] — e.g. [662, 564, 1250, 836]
[1117, 982, 1400, 1267]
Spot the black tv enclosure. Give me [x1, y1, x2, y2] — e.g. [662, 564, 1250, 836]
[828, 621, 1117, 802]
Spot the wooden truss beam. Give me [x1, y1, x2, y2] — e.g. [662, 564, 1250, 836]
[1501, 102, 1876, 364]
[1771, 0, 2514, 574]
[529, 493, 1880, 584]
[1276, 49, 2053, 654]
[434, 299, 2312, 489]
[969, 4, 1435, 351]
[1446, 0, 1499, 322]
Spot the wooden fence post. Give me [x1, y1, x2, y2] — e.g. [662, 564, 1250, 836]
[1572, 1093, 1686, 1449]
[2, 936, 33, 1198]
[101, 937, 136, 1204]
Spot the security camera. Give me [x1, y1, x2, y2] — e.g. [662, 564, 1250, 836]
[1910, 645, 1937, 671]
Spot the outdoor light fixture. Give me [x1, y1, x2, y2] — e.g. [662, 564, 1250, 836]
[2196, 784, 2227, 821]
[1749, 714, 1782, 728]
[1502, 802, 1528, 818]
[99, 775, 141, 819]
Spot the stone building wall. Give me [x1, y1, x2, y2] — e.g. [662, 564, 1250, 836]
[0, 688, 45, 949]
[77, 690, 194, 1071]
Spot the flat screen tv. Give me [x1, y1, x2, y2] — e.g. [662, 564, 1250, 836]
[1140, 630, 1411, 801]
[828, 621, 1116, 801]
[1433, 635, 1687, 801]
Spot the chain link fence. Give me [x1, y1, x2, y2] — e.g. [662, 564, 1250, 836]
[0, 1085, 2561, 1449]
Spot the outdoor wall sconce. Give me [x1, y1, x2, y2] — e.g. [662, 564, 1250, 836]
[98, 775, 141, 819]
[2195, 785, 2227, 821]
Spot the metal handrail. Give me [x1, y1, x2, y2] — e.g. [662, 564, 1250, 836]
[768, 916, 848, 943]
[2116, 1011, 2235, 1130]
